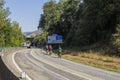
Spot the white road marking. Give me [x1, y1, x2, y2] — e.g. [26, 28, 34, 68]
[25, 51, 70, 80]
[1, 53, 4, 57]
[31, 50, 102, 80]
[42, 50, 46, 53]
[12, 50, 32, 80]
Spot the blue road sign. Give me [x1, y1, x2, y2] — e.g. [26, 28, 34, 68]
[48, 35, 62, 44]
[56, 36, 62, 40]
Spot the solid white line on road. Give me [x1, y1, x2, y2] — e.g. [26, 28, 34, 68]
[31, 49, 102, 80]
[42, 50, 46, 53]
[12, 50, 32, 80]
[1, 53, 4, 57]
[25, 50, 70, 80]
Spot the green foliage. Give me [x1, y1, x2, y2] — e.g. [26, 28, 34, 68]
[38, 0, 120, 56]
[112, 24, 120, 55]
[10, 21, 24, 46]
[0, 1, 24, 47]
[38, 0, 64, 35]
[33, 32, 48, 46]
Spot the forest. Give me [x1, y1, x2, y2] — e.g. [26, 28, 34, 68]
[36, 0, 120, 56]
[0, 1, 24, 47]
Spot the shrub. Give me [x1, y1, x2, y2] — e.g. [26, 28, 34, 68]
[112, 24, 120, 56]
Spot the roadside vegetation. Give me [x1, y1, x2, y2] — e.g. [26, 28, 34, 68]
[37, 0, 120, 56]
[0, 0, 24, 47]
[35, 0, 120, 72]
[62, 50, 120, 73]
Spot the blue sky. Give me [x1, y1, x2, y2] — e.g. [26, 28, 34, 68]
[5, 0, 59, 32]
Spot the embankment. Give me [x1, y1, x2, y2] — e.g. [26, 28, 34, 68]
[0, 56, 19, 80]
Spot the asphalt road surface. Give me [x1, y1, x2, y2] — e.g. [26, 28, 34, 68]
[3, 49, 120, 80]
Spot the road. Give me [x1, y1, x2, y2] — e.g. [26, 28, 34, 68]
[3, 49, 120, 80]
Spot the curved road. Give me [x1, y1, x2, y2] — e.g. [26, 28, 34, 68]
[3, 49, 120, 80]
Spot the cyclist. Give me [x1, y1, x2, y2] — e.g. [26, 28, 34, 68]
[58, 46, 62, 58]
[48, 45, 53, 55]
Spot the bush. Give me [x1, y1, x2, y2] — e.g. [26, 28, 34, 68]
[112, 24, 120, 56]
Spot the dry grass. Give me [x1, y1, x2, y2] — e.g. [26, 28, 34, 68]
[62, 52, 120, 73]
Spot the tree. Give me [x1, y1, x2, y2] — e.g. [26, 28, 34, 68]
[0, 1, 24, 47]
[33, 32, 48, 46]
[38, 0, 120, 55]
[0, 0, 11, 46]
[60, 0, 80, 45]
[10, 21, 24, 46]
[37, 0, 64, 45]
[113, 24, 120, 56]
[72, 0, 120, 46]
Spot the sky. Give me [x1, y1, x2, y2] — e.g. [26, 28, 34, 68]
[4, 0, 59, 32]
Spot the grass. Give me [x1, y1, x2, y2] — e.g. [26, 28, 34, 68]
[62, 51, 120, 73]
